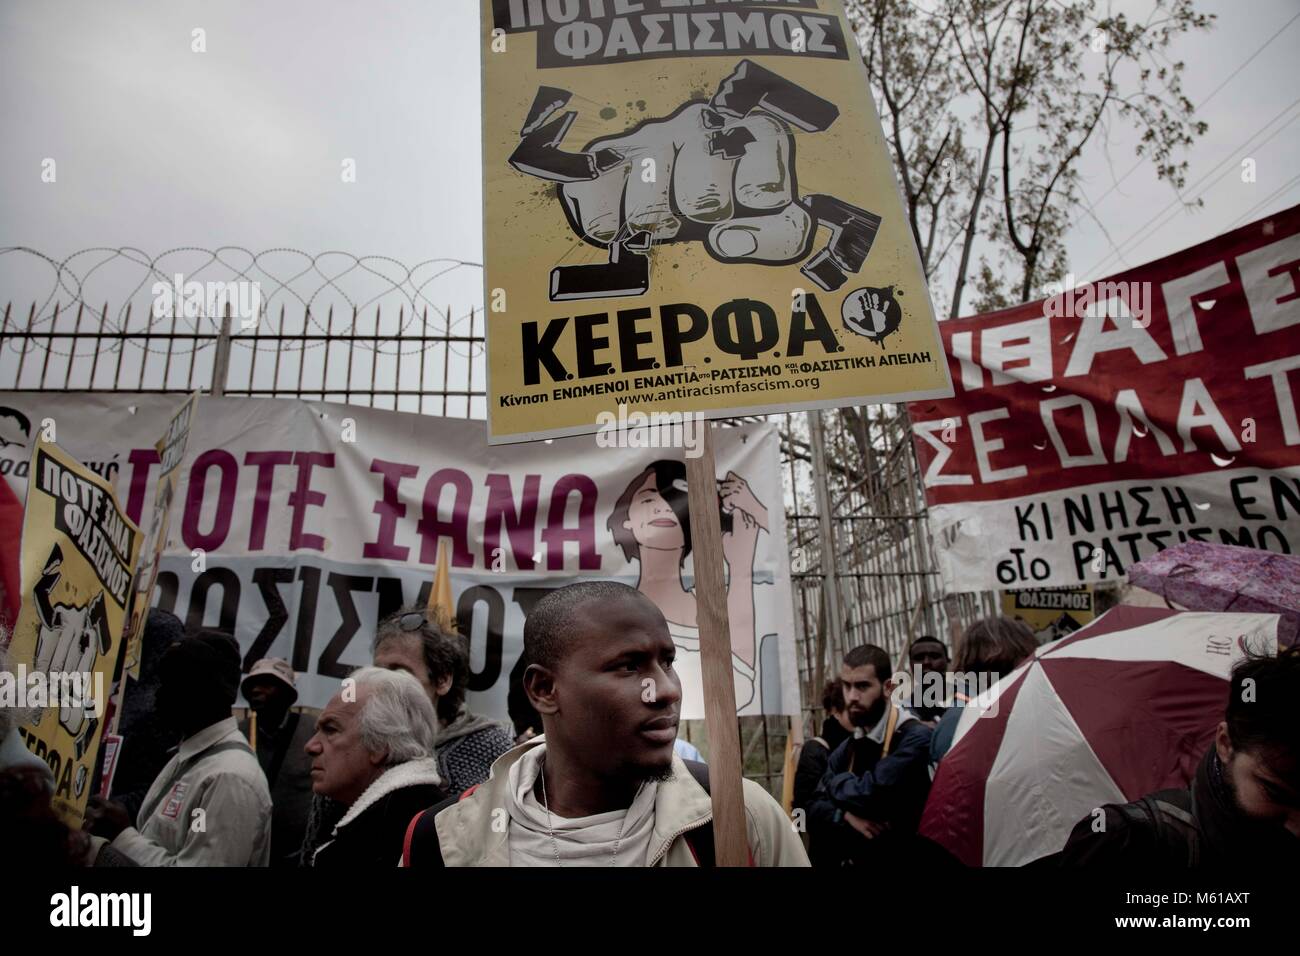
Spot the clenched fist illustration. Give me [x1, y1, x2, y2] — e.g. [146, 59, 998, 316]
[509, 59, 882, 301]
[32, 544, 111, 756]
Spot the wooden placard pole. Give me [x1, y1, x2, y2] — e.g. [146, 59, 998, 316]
[684, 423, 749, 867]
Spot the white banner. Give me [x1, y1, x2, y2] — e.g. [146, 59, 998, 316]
[929, 466, 1300, 593]
[0, 393, 799, 721]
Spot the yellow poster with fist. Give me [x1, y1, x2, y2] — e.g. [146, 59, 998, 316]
[6, 437, 141, 826]
[481, 0, 953, 443]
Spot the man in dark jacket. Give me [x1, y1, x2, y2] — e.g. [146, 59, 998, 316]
[307, 666, 446, 867]
[793, 679, 853, 865]
[807, 644, 933, 867]
[101, 609, 184, 823]
[237, 658, 316, 866]
[1047, 645, 1300, 866]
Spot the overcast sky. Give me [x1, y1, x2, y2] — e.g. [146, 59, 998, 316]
[1046, 0, 1300, 285]
[1, 0, 1297, 381]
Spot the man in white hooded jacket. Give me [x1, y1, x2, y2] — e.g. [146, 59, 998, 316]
[402, 582, 808, 867]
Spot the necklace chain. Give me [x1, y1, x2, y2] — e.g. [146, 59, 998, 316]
[539, 758, 644, 867]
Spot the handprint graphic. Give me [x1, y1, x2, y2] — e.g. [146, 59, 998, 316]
[510, 59, 883, 300]
[841, 284, 902, 343]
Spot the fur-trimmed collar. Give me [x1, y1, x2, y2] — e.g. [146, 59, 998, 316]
[333, 757, 442, 832]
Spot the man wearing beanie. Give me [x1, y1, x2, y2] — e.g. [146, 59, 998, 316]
[83, 628, 272, 866]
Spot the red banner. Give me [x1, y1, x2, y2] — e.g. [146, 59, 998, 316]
[908, 206, 1300, 591]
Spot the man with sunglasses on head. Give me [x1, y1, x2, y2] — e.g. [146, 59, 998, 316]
[372, 607, 515, 797]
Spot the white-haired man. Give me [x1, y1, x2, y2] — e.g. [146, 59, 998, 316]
[306, 667, 446, 867]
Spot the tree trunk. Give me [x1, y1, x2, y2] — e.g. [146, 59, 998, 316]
[1019, 247, 1039, 303]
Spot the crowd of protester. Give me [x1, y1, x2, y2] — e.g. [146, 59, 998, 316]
[2, 584, 1297, 867]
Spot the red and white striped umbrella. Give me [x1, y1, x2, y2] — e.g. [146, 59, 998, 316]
[918, 605, 1279, 867]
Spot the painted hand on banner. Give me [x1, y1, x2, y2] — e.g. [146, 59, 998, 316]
[718, 471, 769, 532]
[509, 59, 883, 300]
[719, 472, 765, 573]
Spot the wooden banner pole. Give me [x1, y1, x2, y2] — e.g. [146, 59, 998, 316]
[684, 423, 749, 867]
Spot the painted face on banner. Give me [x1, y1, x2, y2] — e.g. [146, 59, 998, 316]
[624, 473, 685, 552]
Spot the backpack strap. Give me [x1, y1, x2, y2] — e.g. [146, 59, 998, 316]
[881, 706, 900, 757]
[1116, 788, 1199, 866]
[401, 792, 459, 868]
[679, 760, 754, 867]
[683, 759, 710, 792]
[680, 761, 716, 867]
[1146, 789, 1199, 866]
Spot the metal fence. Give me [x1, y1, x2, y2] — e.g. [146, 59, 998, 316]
[0, 247, 991, 796]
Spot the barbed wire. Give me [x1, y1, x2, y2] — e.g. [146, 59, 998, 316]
[0, 248, 961, 669]
[0, 246, 485, 360]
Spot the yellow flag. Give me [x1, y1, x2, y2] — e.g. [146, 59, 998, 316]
[427, 539, 455, 632]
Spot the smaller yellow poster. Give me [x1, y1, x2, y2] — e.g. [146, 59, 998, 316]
[6, 436, 141, 826]
[121, 391, 198, 679]
[1002, 585, 1095, 643]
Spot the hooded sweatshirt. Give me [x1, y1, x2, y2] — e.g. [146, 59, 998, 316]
[430, 736, 810, 867]
[435, 709, 516, 796]
[503, 744, 658, 866]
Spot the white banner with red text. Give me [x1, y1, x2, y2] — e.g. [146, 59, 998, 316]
[0, 394, 799, 720]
